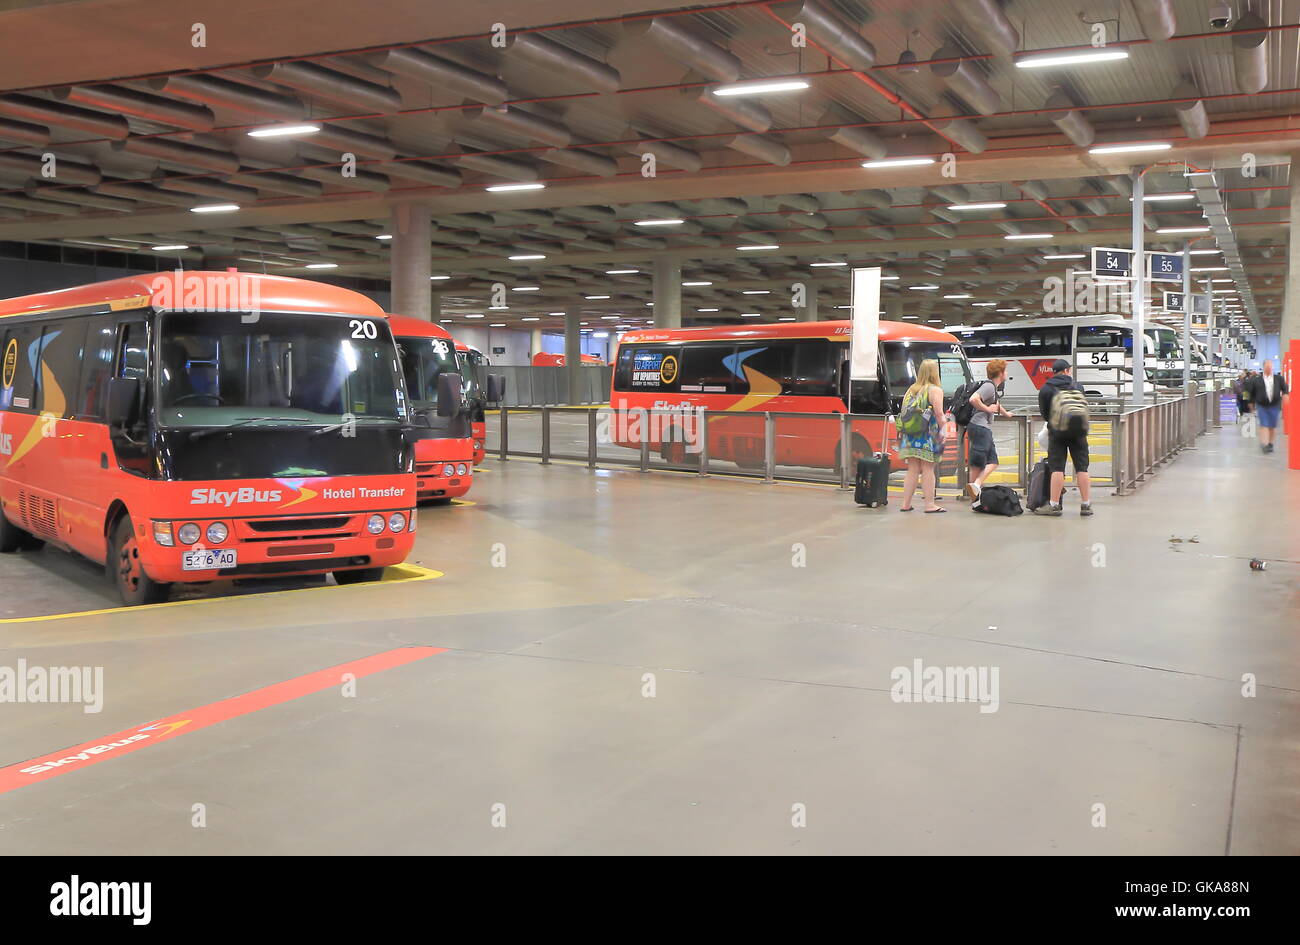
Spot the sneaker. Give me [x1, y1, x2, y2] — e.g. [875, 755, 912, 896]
[1261, 444, 1270, 453]
[965, 482, 981, 502]
[1266, 443, 1275, 453]
[1080, 503, 1093, 517]
[1042, 503, 1063, 517]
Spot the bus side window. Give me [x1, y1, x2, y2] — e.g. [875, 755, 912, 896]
[1, 323, 42, 414]
[77, 318, 117, 419]
[35, 319, 88, 419]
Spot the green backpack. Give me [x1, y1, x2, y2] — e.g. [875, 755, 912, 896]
[896, 389, 929, 436]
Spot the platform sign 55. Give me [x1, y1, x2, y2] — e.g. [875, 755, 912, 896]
[1147, 251, 1183, 283]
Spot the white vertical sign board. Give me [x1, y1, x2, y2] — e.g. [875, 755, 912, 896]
[849, 266, 881, 381]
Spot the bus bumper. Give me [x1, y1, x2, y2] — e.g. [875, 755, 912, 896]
[414, 465, 472, 500]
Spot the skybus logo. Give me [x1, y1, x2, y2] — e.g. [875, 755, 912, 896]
[597, 402, 706, 453]
[149, 270, 262, 322]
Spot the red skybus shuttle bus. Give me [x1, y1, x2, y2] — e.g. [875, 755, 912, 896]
[389, 315, 473, 503]
[610, 320, 971, 472]
[531, 352, 605, 366]
[0, 272, 417, 605]
[455, 340, 489, 465]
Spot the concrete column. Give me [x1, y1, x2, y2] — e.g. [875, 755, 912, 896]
[530, 328, 543, 359]
[430, 291, 441, 319]
[1282, 171, 1300, 353]
[652, 257, 682, 329]
[795, 282, 818, 321]
[1181, 241, 1192, 395]
[390, 202, 432, 320]
[564, 312, 582, 404]
[1130, 170, 1146, 404]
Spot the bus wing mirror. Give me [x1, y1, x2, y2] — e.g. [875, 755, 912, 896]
[106, 377, 140, 428]
[436, 372, 462, 418]
[486, 374, 506, 404]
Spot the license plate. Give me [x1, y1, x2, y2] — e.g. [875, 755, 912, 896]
[181, 549, 237, 571]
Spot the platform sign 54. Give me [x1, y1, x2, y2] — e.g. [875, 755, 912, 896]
[1091, 247, 1132, 279]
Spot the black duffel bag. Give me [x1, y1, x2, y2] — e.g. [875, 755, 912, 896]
[973, 485, 1023, 516]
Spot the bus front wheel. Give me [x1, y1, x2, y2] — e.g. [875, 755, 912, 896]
[0, 511, 32, 553]
[334, 566, 386, 585]
[110, 517, 171, 606]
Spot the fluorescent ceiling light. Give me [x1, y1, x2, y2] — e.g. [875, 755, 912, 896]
[682, 281, 713, 286]
[606, 269, 639, 274]
[1191, 267, 1228, 272]
[943, 293, 971, 299]
[1043, 253, 1086, 259]
[738, 244, 779, 251]
[489, 323, 506, 327]
[375, 234, 392, 240]
[512, 286, 540, 291]
[439, 319, 451, 323]
[549, 312, 564, 316]
[634, 218, 684, 226]
[189, 203, 240, 213]
[486, 182, 545, 192]
[778, 316, 796, 321]
[1184, 169, 1217, 177]
[908, 284, 939, 290]
[464, 314, 484, 318]
[430, 275, 451, 280]
[585, 295, 611, 299]
[1140, 193, 1195, 202]
[947, 202, 1007, 211]
[996, 308, 1020, 312]
[247, 124, 320, 138]
[150, 244, 188, 251]
[971, 302, 998, 307]
[1088, 142, 1172, 155]
[593, 331, 609, 338]
[712, 79, 810, 97]
[1015, 48, 1129, 69]
[880, 274, 899, 280]
[741, 290, 770, 295]
[1157, 226, 1210, 234]
[305, 262, 337, 269]
[600, 315, 619, 320]
[863, 157, 935, 168]
[810, 261, 847, 267]
[1210, 278, 1233, 283]
[1188, 249, 1221, 255]
[508, 254, 546, 260]
[740, 313, 763, 317]
[522, 317, 540, 321]
[698, 307, 720, 312]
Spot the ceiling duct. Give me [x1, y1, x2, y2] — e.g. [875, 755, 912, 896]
[1132, 0, 1176, 41]
[440, 213, 494, 228]
[1065, 218, 1089, 233]
[930, 208, 960, 223]
[230, 172, 323, 197]
[556, 205, 617, 223]
[795, 212, 830, 229]
[540, 147, 619, 177]
[1232, 14, 1268, 94]
[720, 133, 791, 166]
[775, 194, 820, 213]
[113, 137, 240, 174]
[429, 230, 481, 246]
[857, 189, 893, 209]
[0, 152, 101, 186]
[929, 184, 968, 203]
[374, 161, 462, 187]
[1252, 170, 1273, 210]
[0, 117, 50, 146]
[22, 185, 135, 212]
[364, 48, 508, 105]
[1019, 180, 1049, 201]
[311, 126, 397, 161]
[250, 62, 401, 114]
[1043, 90, 1095, 147]
[779, 0, 876, 71]
[1101, 176, 1132, 197]
[930, 48, 1000, 116]
[930, 117, 987, 153]
[867, 226, 895, 240]
[297, 163, 391, 192]
[463, 105, 573, 147]
[0, 194, 82, 215]
[52, 85, 214, 131]
[623, 18, 741, 82]
[497, 209, 554, 226]
[819, 122, 887, 159]
[625, 139, 703, 173]
[693, 87, 772, 132]
[0, 94, 129, 138]
[147, 75, 305, 121]
[1171, 80, 1209, 140]
[569, 238, 615, 252]
[453, 150, 540, 181]
[505, 33, 621, 93]
[1080, 196, 1109, 216]
[151, 173, 259, 203]
[94, 181, 205, 206]
[798, 229, 834, 243]
[926, 223, 957, 238]
[535, 223, 587, 240]
[956, 0, 1020, 57]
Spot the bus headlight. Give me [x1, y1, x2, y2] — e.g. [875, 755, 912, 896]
[367, 514, 386, 535]
[442, 463, 455, 476]
[474, 440, 483, 451]
[206, 522, 228, 544]
[388, 512, 407, 533]
[177, 523, 201, 545]
[408, 512, 417, 532]
[152, 521, 174, 547]
[456, 463, 468, 476]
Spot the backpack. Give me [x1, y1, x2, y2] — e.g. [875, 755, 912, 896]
[951, 378, 991, 427]
[973, 485, 1023, 516]
[896, 389, 929, 436]
[1049, 387, 1090, 436]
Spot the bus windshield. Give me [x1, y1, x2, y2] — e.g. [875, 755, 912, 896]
[881, 341, 971, 400]
[397, 334, 457, 406]
[460, 348, 486, 396]
[158, 312, 404, 427]
[1145, 328, 1180, 359]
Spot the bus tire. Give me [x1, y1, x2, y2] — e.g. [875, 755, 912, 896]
[109, 517, 170, 606]
[0, 511, 31, 553]
[334, 566, 386, 585]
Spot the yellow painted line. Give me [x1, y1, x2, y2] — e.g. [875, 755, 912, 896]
[450, 498, 477, 507]
[0, 563, 443, 625]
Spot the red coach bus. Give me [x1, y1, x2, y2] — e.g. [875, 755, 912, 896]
[609, 320, 971, 472]
[0, 271, 417, 605]
[455, 340, 489, 465]
[531, 352, 605, 367]
[389, 315, 473, 503]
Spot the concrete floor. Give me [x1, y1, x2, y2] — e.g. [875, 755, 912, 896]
[0, 421, 1296, 854]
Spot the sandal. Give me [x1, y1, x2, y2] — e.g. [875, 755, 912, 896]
[899, 505, 914, 512]
[924, 507, 947, 514]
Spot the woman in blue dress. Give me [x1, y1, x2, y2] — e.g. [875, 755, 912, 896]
[898, 359, 947, 513]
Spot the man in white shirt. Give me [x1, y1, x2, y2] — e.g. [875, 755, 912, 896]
[1247, 361, 1289, 454]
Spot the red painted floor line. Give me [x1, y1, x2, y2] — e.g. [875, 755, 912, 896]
[0, 646, 446, 796]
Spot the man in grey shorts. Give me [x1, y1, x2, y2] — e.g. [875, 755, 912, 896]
[966, 357, 1014, 509]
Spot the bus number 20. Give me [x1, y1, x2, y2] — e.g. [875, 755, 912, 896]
[350, 319, 378, 340]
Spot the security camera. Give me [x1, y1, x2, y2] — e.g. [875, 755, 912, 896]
[1209, 3, 1232, 29]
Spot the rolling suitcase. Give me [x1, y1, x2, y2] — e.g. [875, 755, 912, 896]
[854, 454, 889, 508]
[1026, 458, 1050, 512]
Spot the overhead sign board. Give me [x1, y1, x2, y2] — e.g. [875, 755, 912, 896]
[1147, 251, 1184, 283]
[1162, 291, 1211, 315]
[1163, 291, 1185, 313]
[1091, 247, 1132, 279]
[849, 267, 881, 381]
[1191, 293, 1211, 316]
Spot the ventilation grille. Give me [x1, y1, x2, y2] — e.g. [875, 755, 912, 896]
[18, 491, 56, 537]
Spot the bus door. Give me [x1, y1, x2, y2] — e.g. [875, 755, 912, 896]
[109, 314, 152, 477]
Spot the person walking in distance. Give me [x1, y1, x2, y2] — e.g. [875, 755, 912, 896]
[1035, 359, 1093, 517]
[897, 359, 947, 514]
[965, 358, 1014, 509]
[1247, 360, 1289, 454]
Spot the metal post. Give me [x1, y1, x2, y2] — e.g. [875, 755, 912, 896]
[763, 411, 775, 483]
[499, 406, 508, 461]
[839, 412, 852, 490]
[698, 410, 710, 477]
[955, 427, 968, 493]
[1130, 169, 1146, 405]
[1017, 415, 1028, 490]
[639, 434, 649, 472]
[540, 406, 551, 464]
[587, 408, 597, 468]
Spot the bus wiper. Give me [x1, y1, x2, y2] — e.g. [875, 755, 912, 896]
[309, 417, 402, 438]
[186, 417, 313, 440]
